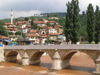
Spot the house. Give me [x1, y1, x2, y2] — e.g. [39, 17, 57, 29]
[28, 30, 37, 34]
[27, 33, 39, 44]
[33, 21, 46, 26]
[43, 19, 48, 23]
[39, 35, 47, 44]
[0, 35, 10, 45]
[48, 33, 59, 42]
[48, 17, 59, 19]
[48, 26, 57, 34]
[54, 25, 63, 34]
[22, 27, 29, 34]
[58, 34, 66, 42]
[48, 21, 58, 25]
[38, 26, 47, 35]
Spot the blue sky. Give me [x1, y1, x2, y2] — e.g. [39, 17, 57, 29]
[0, 0, 100, 19]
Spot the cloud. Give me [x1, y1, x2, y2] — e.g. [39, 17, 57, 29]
[0, 10, 42, 19]
[0, 0, 100, 18]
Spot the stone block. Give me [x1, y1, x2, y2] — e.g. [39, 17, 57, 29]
[93, 71, 100, 75]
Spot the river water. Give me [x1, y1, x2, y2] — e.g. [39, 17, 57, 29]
[0, 52, 95, 75]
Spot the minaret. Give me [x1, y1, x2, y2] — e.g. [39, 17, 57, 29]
[11, 9, 13, 24]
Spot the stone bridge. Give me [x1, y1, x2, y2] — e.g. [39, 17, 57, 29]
[1, 44, 100, 75]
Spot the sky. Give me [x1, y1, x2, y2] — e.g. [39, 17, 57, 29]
[0, 0, 100, 19]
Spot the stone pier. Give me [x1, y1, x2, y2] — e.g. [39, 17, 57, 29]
[22, 57, 29, 65]
[0, 47, 4, 62]
[93, 56, 100, 75]
[52, 51, 62, 70]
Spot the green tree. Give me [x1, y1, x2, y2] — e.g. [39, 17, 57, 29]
[65, 0, 80, 44]
[72, 0, 80, 44]
[46, 22, 51, 27]
[29, 16, 35, 20]
[94, 6, 100, 44]
[15, 31, 25, 38]
[65, 2, 73, 42]
[87, 4, 95, 43]
[0, 20, 5, 25]
[8, 32, 13, 35]
[0, 26, 7, 36]
[82, 11, 86, 16]
[0, 20, 8, 36]
[31, 20, 37, 29]
[22, 33, 26, 38]
[15, 31, 21, 35]
[24, 17, 29, 21]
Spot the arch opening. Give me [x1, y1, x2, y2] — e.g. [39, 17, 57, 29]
[5, 51, 22, 64]
[29, 51, 52, 68]
[62, 51, 96, 73]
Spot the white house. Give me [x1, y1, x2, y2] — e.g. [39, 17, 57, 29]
[22, 27, 28, 34]
[48, 27, 57, 34]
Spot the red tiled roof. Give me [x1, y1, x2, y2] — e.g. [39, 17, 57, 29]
[7, 28, 13, 30]
[57, 25, 63, 28]
[33, 21, 46, 24]
[29, 30, 37, 33]
[48, 21, 56, 23]
[5, 23, 12, 25]
[0, 35, 9, 39]
[39, 35, 47, 38]
[29, 18, 31, 20]
[48, 26, 57, 30]
[34, 18, 39, 21]
[40, 26, 47, 28]
[48, 26, 52, 29]
[43, 19, 48, 22]
[27, 34, 39, 37]
[26, 25, 31, 27]
[23, 27, 27, 29]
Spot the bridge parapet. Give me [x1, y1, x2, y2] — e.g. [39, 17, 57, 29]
[4, 44, 100, 50]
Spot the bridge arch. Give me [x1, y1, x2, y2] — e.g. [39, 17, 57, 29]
[6, 51, 18, 57]
[62, 50, 96, 69]
[5, 51, 22, 63]
[29, 51, 52, 67]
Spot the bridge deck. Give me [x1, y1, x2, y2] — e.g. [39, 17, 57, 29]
[4, 44, 100, 50]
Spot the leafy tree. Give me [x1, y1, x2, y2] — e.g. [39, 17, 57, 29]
[82, 11, 86, 16]
[94, 6, 100, 44]
[72, 0, 80, 44]
[87, 4, 95, 43]
[65, 1, 73, 42]
[65, 0, 80, 44]
[15, 31, 21, 35]
[46, 22, 51, 27]
[29, 16, 35, 20]
[0, 20, 5, 25]
[24, 17, 29, 21]
[15, 18, 20, 21]
[15, 31, 25, 38]
[8, 32, 13, 35]
[0, 20, 7, 36]
[22, 33, 26, 38]
[0, 26, 7, 36]
[31, 20, 37, 29]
